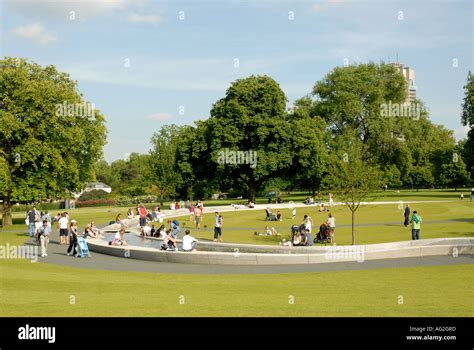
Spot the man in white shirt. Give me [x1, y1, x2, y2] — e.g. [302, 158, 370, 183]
[214, 212, 223, 242]
[182, 229, 198, 252]
[58, 213, 69, 245]
[37, 220, 52, 257]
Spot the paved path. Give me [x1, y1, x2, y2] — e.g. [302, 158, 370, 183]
[25, 240, 474, 275]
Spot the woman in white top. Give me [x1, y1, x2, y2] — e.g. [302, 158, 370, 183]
[327, 213, 336, 244]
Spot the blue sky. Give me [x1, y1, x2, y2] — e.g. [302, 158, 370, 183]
[1, 0, 473, 162]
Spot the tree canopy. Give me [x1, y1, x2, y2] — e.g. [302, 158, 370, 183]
[0, 57, 107, 225]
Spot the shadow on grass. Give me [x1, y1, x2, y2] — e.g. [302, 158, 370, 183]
[448, 218, 474, 223]
[0, 217, 27, 226]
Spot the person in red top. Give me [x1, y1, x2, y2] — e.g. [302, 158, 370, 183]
[138, 204, 148, 227]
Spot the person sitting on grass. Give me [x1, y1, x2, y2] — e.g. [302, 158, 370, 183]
[254, 226, 279, 236]
[292, 232, 302, 246]
[276, 211, 282, 221]
[182, 229, 198, 252]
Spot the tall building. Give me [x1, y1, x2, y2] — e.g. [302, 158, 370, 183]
[393, 62, 416, 103]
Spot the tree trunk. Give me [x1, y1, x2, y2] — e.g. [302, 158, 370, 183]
[160, 195, 164, 207]
[248, 182, 257, 202]
[2, 191, 13, 226]
[351, 210, 356, 245]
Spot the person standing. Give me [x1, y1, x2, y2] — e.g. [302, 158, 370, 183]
[37, 220, 52, 257]
[26, 207, 39, 239]
[328, 193, 334, 207]
[214, 212, 223, 242]
[194, 206, 202, 229]
[327, 213, 336, 245]
[460, 193, 464, 200]
[410, 210, 422, 240]
[403, 204, 410, 227]
[189, 203, 195, 222]
[292, 207, 296, 220]
[138, 204, 148, 227]
[58, 213, 69, 245]
[67, 220, 79, 256]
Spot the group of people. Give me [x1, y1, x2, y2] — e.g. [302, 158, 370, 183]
[25, 207, 101, 258]
[304, 192, 333, 206]
[121, 218, 199, 252]
[125, 205, 167, 227]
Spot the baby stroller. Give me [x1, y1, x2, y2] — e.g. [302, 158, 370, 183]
[76, 237, 91, 258]
[291, 224, 312, 246]
[265, 209, 278, 221]
[314, 223, 331, 245]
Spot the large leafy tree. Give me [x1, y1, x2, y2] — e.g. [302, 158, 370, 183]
[312, 62, 406, 145]
[0, 57, 107, 225]
[205, 75, 294, 201]
[289, 95, 328, 194]
[147, 124, 183, 204]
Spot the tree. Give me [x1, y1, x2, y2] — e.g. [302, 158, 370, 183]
[312, 62, 406, 145]
[205, 75, 294, 201]
[323, 135, 382, 245]
[383, 164, 403, 188]
[460, 71, 474, 179]
[289, 96, 328, 195]
[406, 165, 434, 191]
[147, 125, 183, 205]
[433, 149, 470, 190]
[0, 57, 107, 225]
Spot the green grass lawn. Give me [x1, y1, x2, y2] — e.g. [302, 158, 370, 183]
[0, 254, 472, 316]
[190, 200, 474, 244]
[2, 194, 473, 246]
[0, 190, 472, 317]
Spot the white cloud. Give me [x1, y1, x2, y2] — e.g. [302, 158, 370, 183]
[12, 23, 57, 44]
[6, 0, 130, 20]
[128, 13, 162, 25]
[145, 113, 174, 121]
[312, 0, 345, 13]
[453, 125, 470, 140]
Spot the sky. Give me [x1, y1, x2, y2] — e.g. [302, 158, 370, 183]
[1, 0, 473, 162]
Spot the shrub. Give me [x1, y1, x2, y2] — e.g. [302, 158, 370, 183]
[78, 190, 109, 201]
[75, 199, 115, 208]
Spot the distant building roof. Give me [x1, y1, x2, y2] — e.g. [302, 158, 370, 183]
[86, 182, 111, 189]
